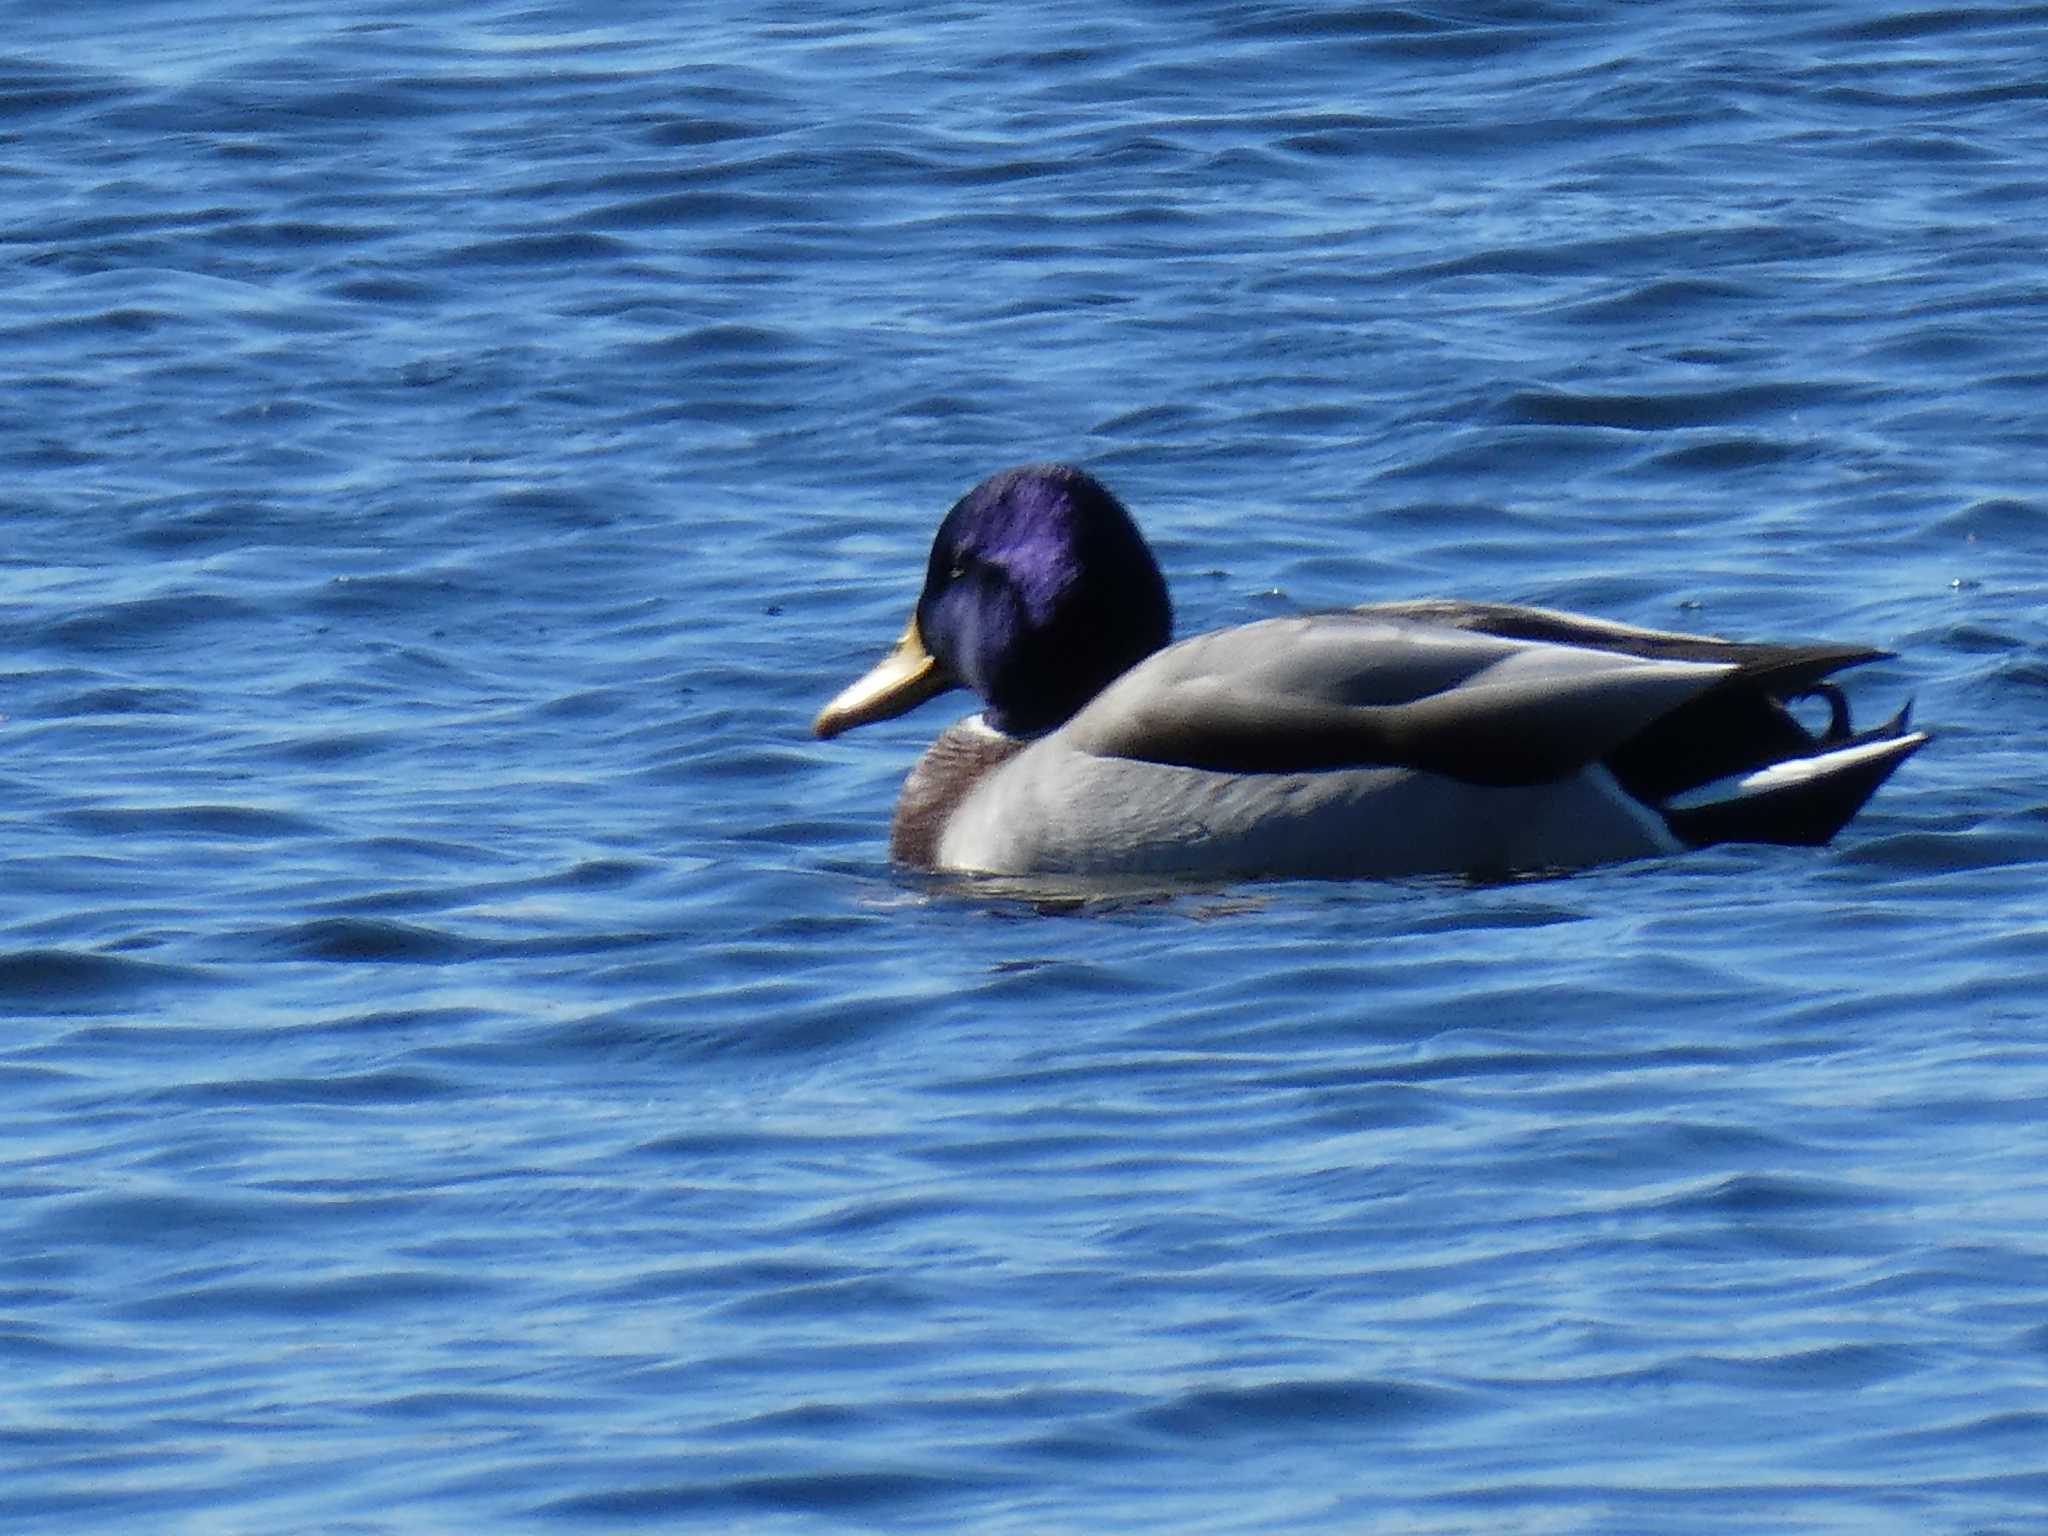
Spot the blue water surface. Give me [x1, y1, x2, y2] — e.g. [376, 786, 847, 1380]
[4, 2, 2047, 1531]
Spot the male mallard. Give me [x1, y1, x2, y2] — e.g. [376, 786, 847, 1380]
[815, 464, 1927, 879]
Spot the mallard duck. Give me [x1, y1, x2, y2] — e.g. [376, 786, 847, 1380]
[815, 464, 1927, 880]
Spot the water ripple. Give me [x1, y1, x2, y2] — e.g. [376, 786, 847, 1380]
[0, 2, 2041, 1532]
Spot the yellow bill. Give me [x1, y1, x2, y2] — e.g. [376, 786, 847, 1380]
[813, 615, 955, 738]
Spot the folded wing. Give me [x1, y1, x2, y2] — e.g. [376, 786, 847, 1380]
[1064, 612, 1736, 786]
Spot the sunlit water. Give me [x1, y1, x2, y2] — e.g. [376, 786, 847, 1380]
[4, 3, 2046, 1531]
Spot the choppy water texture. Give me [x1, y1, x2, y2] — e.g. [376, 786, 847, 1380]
[4, 2, 2047, 1531]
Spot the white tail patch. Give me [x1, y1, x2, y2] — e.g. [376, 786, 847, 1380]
[1664, 732, 1931, 812]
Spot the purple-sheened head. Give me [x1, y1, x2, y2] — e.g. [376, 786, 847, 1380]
[916, 465, 1173, 735]
[812, 464, 1173, 741]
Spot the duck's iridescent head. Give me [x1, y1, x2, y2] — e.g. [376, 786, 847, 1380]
[814, 464, 1173, 739]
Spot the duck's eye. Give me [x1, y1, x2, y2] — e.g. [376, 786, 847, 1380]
[947, 557, 971, 582]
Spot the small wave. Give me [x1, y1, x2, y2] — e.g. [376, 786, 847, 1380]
[1817, 7, 2031, 43]
[583, 189, 810, 229]
[1136, 1376, 1476, 1440]
[1562, 276, 1759, 326]
[63, 803, 325, 839]
[46, 593, 260, 653]
[204, 217, 393, 251]
[644, 116, 771, 148]
[0, 947, 201, 1008]
[0, 66, 125, 122]
[1680, 1341, 1925, 1392]
[714, 1274, 932, 1323]
[444, 231, 632, 267]
[1933, 496, 2046, 538]
[20, 684, 187, 723]
[1501, 381, 1851, 432]
[1647, 436, 1808, 471]
[157, 1069, 459, 1107]
[1656, 1172, 1892, 1218]
[29, 1190, 299, 1249]
[124, 1268, 493, 1322]
[267, 917, 476, 964]
[541, 1467, 981, 1521]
